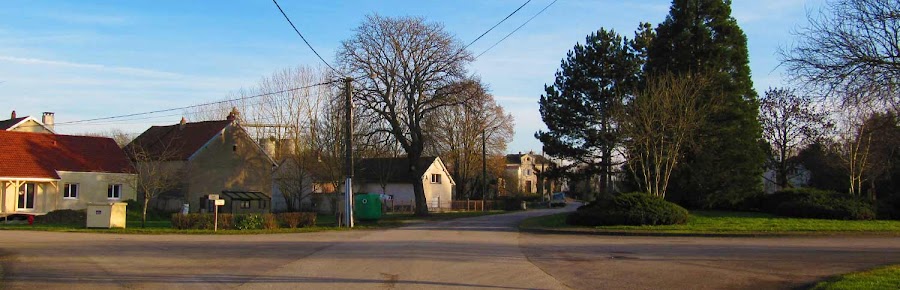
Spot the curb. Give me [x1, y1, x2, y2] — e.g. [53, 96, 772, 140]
[518, 226, 900, 238]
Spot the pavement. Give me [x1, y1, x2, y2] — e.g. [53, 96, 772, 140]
[1, 205, 899, 290]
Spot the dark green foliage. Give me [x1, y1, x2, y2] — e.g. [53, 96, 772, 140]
[124, 199, 170, 221]
[567, 192, 689, 226]
[763, 188, 876, 220]
[537, 27, 643, 194]
[34, 209, 86, 226]
[878, 195, 900, 220]
[235, 214, 263, 230]
[646, 0, 765, 208]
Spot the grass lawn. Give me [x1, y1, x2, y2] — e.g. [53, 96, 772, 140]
[812, 265, 900, 290]
[0, 210, 506, 234]
[520, 211, 900, 235]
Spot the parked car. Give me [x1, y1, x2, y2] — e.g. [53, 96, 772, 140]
[550, 192, 567, 207]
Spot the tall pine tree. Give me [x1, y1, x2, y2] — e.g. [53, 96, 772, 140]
[645, 0, 764, 208]
[537, 28, 643, 196]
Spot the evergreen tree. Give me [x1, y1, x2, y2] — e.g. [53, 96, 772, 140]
[645, 0, 765, 208]
[537, 28, 642, 196]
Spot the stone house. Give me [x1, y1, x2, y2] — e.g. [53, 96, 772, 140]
[125, 111, 276, 214]
[503, 152, 552, 195]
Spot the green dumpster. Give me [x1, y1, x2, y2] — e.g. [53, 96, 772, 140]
[355, 193, 383, 221]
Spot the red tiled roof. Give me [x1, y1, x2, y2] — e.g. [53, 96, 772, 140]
[0, 131, 135, 179]
[0, 116, 27, 130]
[124, 120, 232, 161]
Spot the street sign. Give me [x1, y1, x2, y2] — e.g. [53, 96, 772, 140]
[214, 199, 225, 206]
[208, 194, 219, 200]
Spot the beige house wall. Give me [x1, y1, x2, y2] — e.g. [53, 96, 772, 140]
[0, 172, 136, 215]
[57, 171, 137, 210]
[7, 119, 53, 134]
[184, 125, 273, 213]
[505, 154, 541, 194]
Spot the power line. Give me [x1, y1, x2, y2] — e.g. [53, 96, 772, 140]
[464, 0, 532, 49]
[476, 0, 558, 59]
[271, 0, 343, 76]
[57, 80, 337, 125]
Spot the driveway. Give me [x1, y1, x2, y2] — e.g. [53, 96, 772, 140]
[1, 206, 899, 289]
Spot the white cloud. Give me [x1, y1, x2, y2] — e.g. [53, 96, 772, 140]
[0, 55, 182, 79]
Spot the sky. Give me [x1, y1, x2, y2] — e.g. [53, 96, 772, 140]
[0, 0, 824, 153]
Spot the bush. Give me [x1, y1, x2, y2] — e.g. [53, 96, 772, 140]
[35, 209, 86, 226]
[762, 188, 876, 220]
[235, 214, 263, 230]
[277, 212, 317, 228]
[171, 214, 233, 230]
[877, 194, 900, 220]
[566, 192, 689, 226]
[262, 214, 279, 229]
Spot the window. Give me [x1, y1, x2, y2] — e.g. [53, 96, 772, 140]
[107, 184, 122, 199]
[258, 200, 266, 209]
[524, 169, 531, 176]
[17, 183, 35, 210]
[526, 181, 533, 192]
[64, 183, 79, 199]
[524, 157, 530, 162]
[431, 174, 442, 184]
[240, 201, 251, 209]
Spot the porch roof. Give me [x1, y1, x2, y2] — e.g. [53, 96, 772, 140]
[221, 191, 270, 201]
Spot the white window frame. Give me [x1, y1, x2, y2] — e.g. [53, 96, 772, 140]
[64, 183, 79, 199]
[431, 174, 442, 184]
[108, 184, 122, 200]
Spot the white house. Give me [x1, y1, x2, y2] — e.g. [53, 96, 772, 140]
[355, 156, 455, 210]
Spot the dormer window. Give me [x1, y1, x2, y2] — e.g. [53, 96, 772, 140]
[524, 157, 530, 162]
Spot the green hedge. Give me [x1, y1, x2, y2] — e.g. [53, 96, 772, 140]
[763, 188, 876, 220]
[34, 209, 86, 226]
[171, 212, 316, 230]
[566, 192, 689, 226]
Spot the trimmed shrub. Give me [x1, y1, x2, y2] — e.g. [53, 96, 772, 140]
[762, 188, 876, 220]
[566, 192, 689, 226]
[277, 212, 317, 228]
[171, 214, 233, 230]
[262, 214, 279, 229]
[235, 214, 263, 230]
[35, 209, 86, 226]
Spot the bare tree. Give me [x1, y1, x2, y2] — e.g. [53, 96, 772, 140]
[337, 15, 474, 216]
[85, 129, 135, 148]
[123, 139, 183, 228]
[832, 105, 876, 197]
[780, 0, 900, 111]
[425, 79, 514, 200]
[621, 72, 713, 198]
[759, 88, 832, 189]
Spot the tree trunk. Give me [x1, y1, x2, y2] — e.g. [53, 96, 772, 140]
[142, 196, 150, 228]
[409, 153, 429, 216]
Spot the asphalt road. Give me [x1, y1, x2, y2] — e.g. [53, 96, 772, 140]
[1, 206, 899, 290]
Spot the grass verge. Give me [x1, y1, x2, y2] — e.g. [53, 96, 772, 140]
[811, 265, 900, 290]
[520, 211, 900, 236]
[0, 210, 506, 234]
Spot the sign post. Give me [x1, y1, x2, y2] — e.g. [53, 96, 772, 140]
[209, 195, 224, 232]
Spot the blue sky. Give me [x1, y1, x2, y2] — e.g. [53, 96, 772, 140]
[0, 0, 823, 153]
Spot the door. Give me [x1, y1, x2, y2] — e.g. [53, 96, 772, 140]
[17, 183, 35, 210]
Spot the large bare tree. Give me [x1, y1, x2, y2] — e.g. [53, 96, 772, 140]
[425, 79, 514, 199]
[780, 0, 900, 111]
[621, 72, 713, 198]
[337, 15, 474, 216]
[759, 88, 832, 189]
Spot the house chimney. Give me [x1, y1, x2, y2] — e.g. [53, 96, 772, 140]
[179, 117, 187, 130]
[10, 110, 16, 119]
[226, 107, 239, 122]
[42, 112, 54, 130]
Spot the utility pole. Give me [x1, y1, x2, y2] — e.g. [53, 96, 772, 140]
[482, 128, 487, 200]
[343, 77, 354, 228]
